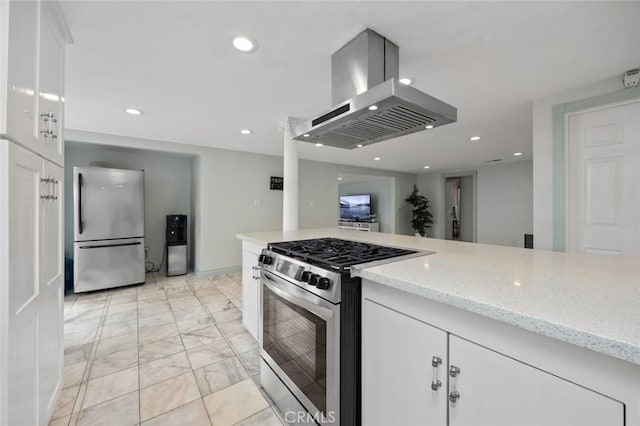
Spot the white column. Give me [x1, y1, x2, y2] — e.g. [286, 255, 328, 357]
[282, 122, 299, 231]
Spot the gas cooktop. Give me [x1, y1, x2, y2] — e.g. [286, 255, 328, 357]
[268, 237, 418, 272]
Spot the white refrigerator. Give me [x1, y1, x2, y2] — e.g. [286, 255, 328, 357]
[73, 166, 145, 293]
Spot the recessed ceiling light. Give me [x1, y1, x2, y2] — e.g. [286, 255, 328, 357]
[303, 134, 310, 137]
[124, 108, 143, 116]
[424, 166, 430, 169]
[240, 129, 253, 135]
[470, 136, 481, 141]
[513, 152, 523, 156]
[232, 36, 258, 53]
[338, 177, 343, 181]
[425, 125, 434, 129]
[368, 105, 378, 111]
[315, 143, 323, 147]
[374, 157, 381, 161]
[399, 78, 413, 85]
[356, 144, 363, 148]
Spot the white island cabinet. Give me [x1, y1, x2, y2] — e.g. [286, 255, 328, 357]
[362, 281, 634, 426]
[1, 1, 69, 425]
[236, 228, 640, 425]
[241, 240, 266, 340]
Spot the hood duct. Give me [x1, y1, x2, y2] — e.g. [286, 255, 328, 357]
[292, 29, 457, 149]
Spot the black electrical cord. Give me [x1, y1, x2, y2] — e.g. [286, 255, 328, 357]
[145, 241, 168, 273]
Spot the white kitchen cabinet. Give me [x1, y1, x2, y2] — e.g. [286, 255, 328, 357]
[362, 299, 447, 426]
[362, 290, 625, 426]
[1, 0, 68, 166]
[3, 0, 39, 144]
[448, 335, 623, 426]
[36, 2, 65, 165]
[38, 158, 64, 425]
[0, 2, 68, 423]
[241, 240, 266, 341]
[1, 141, 64, 426]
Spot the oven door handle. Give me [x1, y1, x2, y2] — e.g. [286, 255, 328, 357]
[261, 271, 335, 321]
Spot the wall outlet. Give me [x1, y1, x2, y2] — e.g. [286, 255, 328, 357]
[623, 69, 640, 88]
[253, 199, 262, 207]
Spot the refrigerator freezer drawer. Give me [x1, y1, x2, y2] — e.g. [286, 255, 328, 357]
[167, 244, 188, 277]
[74, 237, 145, 293]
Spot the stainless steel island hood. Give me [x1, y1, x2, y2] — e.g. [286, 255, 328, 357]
[291, 29, 457, 149]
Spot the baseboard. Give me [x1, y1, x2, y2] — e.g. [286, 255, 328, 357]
[193, 265, 241, 277]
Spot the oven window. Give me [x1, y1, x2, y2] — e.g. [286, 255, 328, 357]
[263, 285, 327, 414]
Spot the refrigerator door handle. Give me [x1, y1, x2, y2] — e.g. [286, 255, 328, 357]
[78, 173, 83, 234]
[79, 242, 142, 250]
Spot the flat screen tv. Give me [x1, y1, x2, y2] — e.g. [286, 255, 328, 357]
[340, 194, 372, 220]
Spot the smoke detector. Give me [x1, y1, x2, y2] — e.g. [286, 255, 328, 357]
[623, 69, 640, 89]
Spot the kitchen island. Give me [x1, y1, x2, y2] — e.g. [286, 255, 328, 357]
[237, 228, 640, 425]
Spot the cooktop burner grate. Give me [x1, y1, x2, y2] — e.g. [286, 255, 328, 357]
[268, 238, 416, 272]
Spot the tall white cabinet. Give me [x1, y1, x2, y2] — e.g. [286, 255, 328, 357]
[0, 1, 69, 425]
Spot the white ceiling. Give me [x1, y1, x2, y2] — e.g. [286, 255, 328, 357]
[61, 1, 640, 173]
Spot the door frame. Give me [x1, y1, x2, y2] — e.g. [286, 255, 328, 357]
[550, 86, 640, 252]
[563, 98, 640, 252]
[441, 170, 477, 242]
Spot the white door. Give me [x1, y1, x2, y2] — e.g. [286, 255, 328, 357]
[5, 0, 39, 145]
[362, 299, 448, 426]
[567, 100, 640, 257]
[8, 142, 42, 425]
[448, 335, 623, 426]
[38, 160, 63, 423]
[37, 2, 65, 165]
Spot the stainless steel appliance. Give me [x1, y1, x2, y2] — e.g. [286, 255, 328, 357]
[73, 167, 145, 293]
[166, 214, 188, 277]
[291, 29, 457, 149]
[258, 238, 425, 425]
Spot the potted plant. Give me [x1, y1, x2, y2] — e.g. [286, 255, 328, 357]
[405, 184, 434, 237]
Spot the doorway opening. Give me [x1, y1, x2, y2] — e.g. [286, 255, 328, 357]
[443, 173, 476, 242]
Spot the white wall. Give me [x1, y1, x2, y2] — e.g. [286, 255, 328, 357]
[532, 76, 623, 250]
[64, 142, 193, 269]
[418, 160, 533, 247]
[65, 130, 417, 273]
[339, 178, 395, 233]
[415, 172, 444, 238]
[476, 161, 533, 247]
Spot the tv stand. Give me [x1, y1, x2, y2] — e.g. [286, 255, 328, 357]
[338, 220, 379, 232]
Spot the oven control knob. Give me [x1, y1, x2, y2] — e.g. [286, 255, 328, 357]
[316, 277, 331, 290]
[259, 254, 273, 265]
[301, 271, 312, 282]
[308, 274, 320, 286]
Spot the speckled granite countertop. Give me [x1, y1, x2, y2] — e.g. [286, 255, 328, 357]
[237, 228, 640, 365]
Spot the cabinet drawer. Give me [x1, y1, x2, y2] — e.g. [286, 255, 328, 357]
[74, 237, 145, 292]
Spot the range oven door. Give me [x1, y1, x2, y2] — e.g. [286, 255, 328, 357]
[260, 269, 340, 424]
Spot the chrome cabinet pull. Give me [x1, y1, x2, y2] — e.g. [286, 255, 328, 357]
[40, 177, 49, 200]
[449, 365, 461, 407]
[431, 356, 442, 392]
[39, 178, 59, 200]
[39, 112, 57, 140]
[52, 179, 59, 200]
[252, 266, 261, 280]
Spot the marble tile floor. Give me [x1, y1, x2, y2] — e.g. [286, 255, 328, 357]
[52, 272, 284, 426]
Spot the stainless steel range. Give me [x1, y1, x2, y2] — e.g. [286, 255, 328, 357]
[258, 238, 424, 425]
